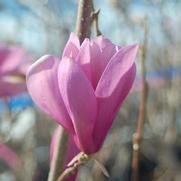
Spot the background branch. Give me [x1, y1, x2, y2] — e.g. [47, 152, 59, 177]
[48, 126, 68, 181]
[131, 18, 149, 181]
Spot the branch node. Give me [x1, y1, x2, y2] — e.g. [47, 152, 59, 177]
[91, 8, 102, 36]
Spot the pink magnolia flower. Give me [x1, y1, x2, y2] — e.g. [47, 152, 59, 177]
[0, 44, 32, 97]
[27, 33, 138, 154]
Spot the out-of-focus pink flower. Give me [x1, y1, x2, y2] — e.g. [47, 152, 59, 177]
[0, 143, 20, 169]
[27, 33, 138, 154]
[0, 44, 32, 97]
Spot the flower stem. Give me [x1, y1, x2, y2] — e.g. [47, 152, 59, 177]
[57, 153, 90, 181]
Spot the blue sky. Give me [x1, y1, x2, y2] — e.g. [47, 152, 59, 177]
[0, 0, 181, 69]
[0, 0, 180, 48]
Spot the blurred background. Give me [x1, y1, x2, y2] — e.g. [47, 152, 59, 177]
[0, 0, 181, 180]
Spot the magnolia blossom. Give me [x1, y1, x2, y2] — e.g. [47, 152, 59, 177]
[0, 44, 31, 97]
[27, 33, 138, 154]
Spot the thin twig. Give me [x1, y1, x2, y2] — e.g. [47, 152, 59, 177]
[57, 153, 90, 181]
[57, 166, 78, 181]
[48, 127, 68, 181]
[57, 152, 109, 181]
[131, 18, 149, 181]
[91, 9, 102, 36]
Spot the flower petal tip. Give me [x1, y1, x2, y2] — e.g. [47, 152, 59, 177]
[26, 55, 57, 77]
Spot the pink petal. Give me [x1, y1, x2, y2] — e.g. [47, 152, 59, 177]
[94, 45, 138, 150]
[62, 33, 80, 59]
[75, 38, 92, 81]
[50, 127, 79, 181]
[26, 55, 74, 133]
[58, 58, 97, 153]
[90, 36, 119, 88]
